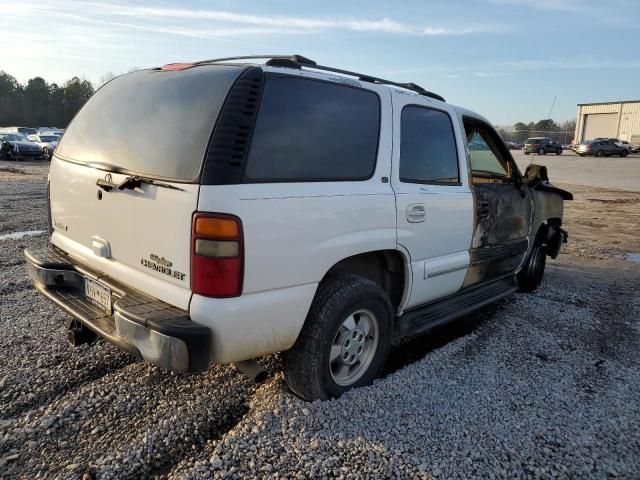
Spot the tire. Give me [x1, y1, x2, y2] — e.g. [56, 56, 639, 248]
[578, 154, 585, 157]
[517, 244, 547, 293]
[556, 148, 562, 155]
[538, 148, 545, 155]
[621, 150, 628, 157]
[42, 147, 49, 161]
[282, 274, 392, 401]
[524, 152, 530, 155]
[595, 150, 604, 157]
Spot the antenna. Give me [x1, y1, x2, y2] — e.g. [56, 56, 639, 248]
[546, 95, 557, 120]
[530, 95, 558, 164]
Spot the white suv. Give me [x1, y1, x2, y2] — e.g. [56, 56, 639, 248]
[25, 55, 571, 400]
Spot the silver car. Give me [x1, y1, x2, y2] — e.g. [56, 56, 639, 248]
[27, 134, 59, 160]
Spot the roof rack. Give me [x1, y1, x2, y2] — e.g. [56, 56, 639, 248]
[192, 54, 445, 102]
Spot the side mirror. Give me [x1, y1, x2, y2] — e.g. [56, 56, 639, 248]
[523, 164, 549, 185]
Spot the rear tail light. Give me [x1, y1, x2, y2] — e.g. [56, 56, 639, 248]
[191, 213, 243, 297]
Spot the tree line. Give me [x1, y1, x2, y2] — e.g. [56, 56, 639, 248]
[495, 118, 577, 144]
[0, 71, 94, 128]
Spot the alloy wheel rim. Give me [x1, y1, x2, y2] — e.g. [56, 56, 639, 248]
[329, 309, 379, 386]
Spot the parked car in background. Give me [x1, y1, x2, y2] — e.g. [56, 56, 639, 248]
[37, 126, 59, 133]
[504, 141, 519, 150]
[577, 139, 629, 157]
[27, 134, 60, 160]
[0, 133, 45, 160]
[593, 138, 632, 154]
[39, 129, 65, 137]
[23, 55, 571, 401]
[0, 126, 38, 136]
[523, 137, 563, 155]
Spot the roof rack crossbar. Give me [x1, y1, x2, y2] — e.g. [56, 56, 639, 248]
[299, 63, 445, 102]
[191, 54, 445, 102]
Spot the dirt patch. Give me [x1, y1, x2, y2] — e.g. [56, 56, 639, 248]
[0, 166, 27, 175]
[559, 183, 640, 261]
[587, 198, 640, 205]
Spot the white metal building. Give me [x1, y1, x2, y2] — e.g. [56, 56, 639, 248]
[574, 100, 640, 143]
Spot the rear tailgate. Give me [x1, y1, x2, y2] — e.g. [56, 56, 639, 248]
[49, 64, 244, 309]
[49, 161, 199, 309]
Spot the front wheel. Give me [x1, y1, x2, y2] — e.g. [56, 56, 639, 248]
[283, 275, 392, 401]
[538, 148, 545, 155]
[595, 150, 604, 157]
[621, 150, 628, 157]
[556, 148, 562, 155]
[518, 245, 547, 292]
[524, 152, 530, 155]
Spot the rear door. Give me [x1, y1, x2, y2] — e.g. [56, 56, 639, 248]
[49, 65, 244, 309]
[391, 93, 474, 309]
[462, 117, 533, 286]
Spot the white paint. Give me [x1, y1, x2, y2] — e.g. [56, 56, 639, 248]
[49, 157, 198, 310]
[190, 284, 318, 363]
[0, 230, 46, 240]
[390, 90, 474, 308]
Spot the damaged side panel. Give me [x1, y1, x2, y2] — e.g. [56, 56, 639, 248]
[463, 183, 533, 287]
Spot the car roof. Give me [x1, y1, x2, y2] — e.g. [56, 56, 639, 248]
[156, 55, 448, 103]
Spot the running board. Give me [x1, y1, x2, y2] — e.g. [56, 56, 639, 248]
[396, 276, 518, 337]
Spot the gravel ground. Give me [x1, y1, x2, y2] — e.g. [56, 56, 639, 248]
[1, 162, 639, 479]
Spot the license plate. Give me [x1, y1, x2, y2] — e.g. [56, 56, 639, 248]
[84, 277, 112, 314]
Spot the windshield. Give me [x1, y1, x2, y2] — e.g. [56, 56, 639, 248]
[56, 65, 244, 182]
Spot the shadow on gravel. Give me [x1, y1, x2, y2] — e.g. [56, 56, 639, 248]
[382, 302, 503, 377]
[1, 349, 135, 418]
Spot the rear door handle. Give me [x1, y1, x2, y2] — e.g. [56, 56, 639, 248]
[406, 203, 426, 223]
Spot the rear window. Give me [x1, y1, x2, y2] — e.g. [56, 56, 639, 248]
[243, 76, 380, 182]
[55, 65, 243, 182]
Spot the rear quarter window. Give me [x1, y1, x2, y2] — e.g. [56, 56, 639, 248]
[243, 76, 380, 182]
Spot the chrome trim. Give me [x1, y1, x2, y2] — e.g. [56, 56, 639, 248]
[426, 264, 468, 278]
[115, 314, 189, 371]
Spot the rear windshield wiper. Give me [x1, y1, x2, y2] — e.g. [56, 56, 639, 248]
[96, 175, 184, 192]
[117, 175, 184, 191]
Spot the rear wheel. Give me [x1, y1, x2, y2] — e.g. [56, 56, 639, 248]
[621, 150, 629, 157]
[538, 148, 545, 155]
[518, 244, 547, 293]
[524, 152, 530, 155]
[595, 150, 604, 157]
[42, 147, 49, 161]
[556, 148, 562, 155]
[283, 274, 392, 401]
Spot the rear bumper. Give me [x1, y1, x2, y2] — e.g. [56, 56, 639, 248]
[24, 245, 211, 372]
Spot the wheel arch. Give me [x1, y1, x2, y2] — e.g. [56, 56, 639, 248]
[319, 249, 411, 316]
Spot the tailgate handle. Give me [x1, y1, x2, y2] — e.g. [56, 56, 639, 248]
[92, 236, 112, 259]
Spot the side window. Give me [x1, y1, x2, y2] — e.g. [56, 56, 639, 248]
[463, 121, 512, 183]
[399, 106, 460, 184]
[244, 76, 380, 182]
